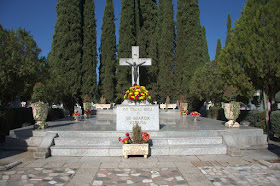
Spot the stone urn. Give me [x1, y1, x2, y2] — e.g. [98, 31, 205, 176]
[224, 102, 240, 128]
[31, 102, 49, 129]
[123, 144, 149, 159]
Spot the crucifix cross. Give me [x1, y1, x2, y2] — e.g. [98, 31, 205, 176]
[119, 46, 152, 85]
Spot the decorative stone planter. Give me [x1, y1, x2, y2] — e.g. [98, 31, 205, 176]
[224, 103, 240, 128]
[73, 115, 80, 122]
[31, 102, 49, 129]
[123, 144, 149, 159]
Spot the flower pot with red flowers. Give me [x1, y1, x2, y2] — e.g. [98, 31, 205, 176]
[181, 110, 188, 117]
[83, 95, 92, 119]
[118, 124, 150, 159]
[72, 112, 81, 122]
[190, 111, 201, 121]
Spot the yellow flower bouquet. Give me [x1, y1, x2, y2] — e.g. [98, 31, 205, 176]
[123, 85, 151, 103]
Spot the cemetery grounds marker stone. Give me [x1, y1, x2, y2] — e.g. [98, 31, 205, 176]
[117, 105, 159, 131]
[117, 46, 159, 131]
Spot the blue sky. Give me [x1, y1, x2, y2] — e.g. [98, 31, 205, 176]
[0, 0, 246, 61]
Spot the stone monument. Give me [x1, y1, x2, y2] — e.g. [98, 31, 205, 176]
[117, 46, 159, 131]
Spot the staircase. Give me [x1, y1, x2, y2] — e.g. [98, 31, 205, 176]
[50, 130, 227, 156]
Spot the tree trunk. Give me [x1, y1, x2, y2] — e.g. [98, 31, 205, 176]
[263, 90, 271, 140]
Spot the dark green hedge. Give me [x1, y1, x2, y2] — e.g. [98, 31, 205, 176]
[271, 110, 280, 137]
[0, 107, 65, 142]
[0, 108, 35, 137]
[275, 91, 280, 103]
[206, 107, 226, 121]
[243, 110, 266, 130]
[47, 108, 65, 121]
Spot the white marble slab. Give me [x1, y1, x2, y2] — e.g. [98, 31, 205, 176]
[116, 105, 159, 131]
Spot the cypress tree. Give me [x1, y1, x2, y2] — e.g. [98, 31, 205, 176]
[138, 0, 157, 88]
[48, 0, 83, 112]
[201, 26, 210, 63]
[225, 14, 232, 47]
[215, 38, 222, 60]
[116, 0, 137, 103]
[99, 0, 117, 103]
[175, 0, 204, 99]
[82, 0, 97, 100]
[134, 0, 141, 41]
[157, 0, 175, 100]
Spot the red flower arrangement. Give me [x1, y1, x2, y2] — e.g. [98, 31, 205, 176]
[119, 132, 132, 144]
[84, 110, 92, 114]
[142, 132, 150, 142]
[72, 112, 81, 116]
[190, 111, 201, 117]
[181, 110, 188, 114]
[118, 132, 150, 144]
[123, 85, 151, 102]
[190, 111, 201, 121]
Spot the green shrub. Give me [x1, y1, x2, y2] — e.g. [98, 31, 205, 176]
[244, 110, 266, 130]
[31, 82, 47, 103]
[47, 108, 65, 121]
[206, 107, 220, 119]
[275, 91, 280, 103]
[206, 107, 227, 121]
[271, 110, 280, 137]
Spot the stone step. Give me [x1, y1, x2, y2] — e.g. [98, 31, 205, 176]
[54, 130, 219, 138]
[151, 144, 227, 155]
[8, 128, 47, 138]
[50, 144, 227, 156]
[53, 136, 223, 146]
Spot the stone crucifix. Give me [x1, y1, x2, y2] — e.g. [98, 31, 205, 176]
[119, 46, 152, 85]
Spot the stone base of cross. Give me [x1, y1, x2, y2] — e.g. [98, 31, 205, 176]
[119, 46, 152, 86]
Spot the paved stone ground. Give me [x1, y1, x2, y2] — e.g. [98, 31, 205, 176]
[0, 149, 279, 186]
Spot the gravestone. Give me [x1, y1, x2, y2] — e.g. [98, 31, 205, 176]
[117, 105, 159, 131]
[117, 46, 159, 131]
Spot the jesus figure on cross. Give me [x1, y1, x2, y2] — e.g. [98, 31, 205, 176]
[126, 61, 146, 85]
[119, 46, 152, 85]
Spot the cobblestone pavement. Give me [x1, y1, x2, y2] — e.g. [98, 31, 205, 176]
[196, 161, 280, 186]
[0, 150, 279, 186]
[0, 167, 76, 185]
[93, 168, 188, 185]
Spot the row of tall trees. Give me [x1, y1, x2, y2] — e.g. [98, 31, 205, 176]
[47, 0, 277, 116]
[48, 0, 97, 112]
[46, 0, 209, 109]
[189, 0, 280, 137]
[114, 0, 208, 104]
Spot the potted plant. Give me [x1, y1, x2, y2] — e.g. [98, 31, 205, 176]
[224, 101, 241, 128]
[83, 94, 92, 119]
[118, 124, 150, 159]
[31, 82, 49, 129]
